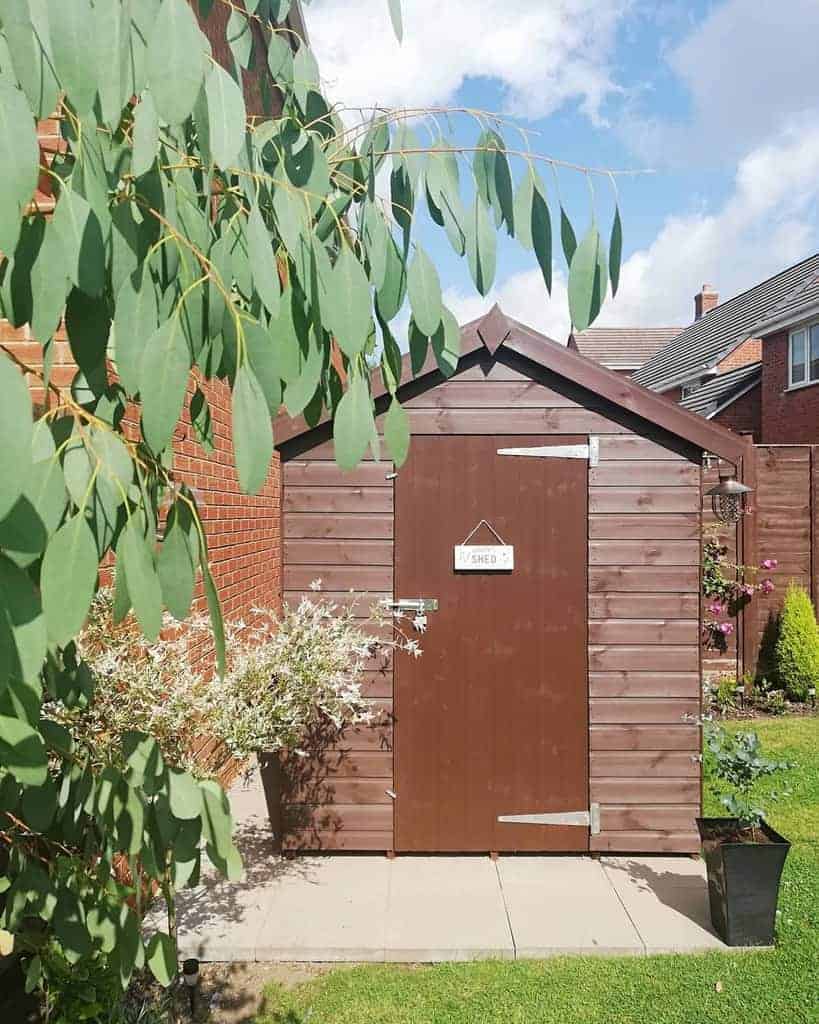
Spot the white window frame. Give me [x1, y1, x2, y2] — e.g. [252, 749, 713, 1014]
[788, 321, 819, 390]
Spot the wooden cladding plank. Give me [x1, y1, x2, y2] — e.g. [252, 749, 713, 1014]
[589, 698, 700, 724]
[590, 750, 700, 777]
[589, 566, 700, 593]
[282, 779, 393, 804]
[590, 725, 700, 751]
[588, 594, 699, 619]
[589, 487, 701, 514]
[281, 750, 393, 779]
[282, 804, 393, 831]
[332, 721, 393, 752]
[589, 672, 700, 698]
[284, 538, 394, 566]
[402, 381, 581, 409]
[597, 436, 687, 461]
[589, 514, 700, 540]
[283, 829, 393, 851]
[400, 408, 630, 435]
[284, 486, 393, 513]
[589, 645, 699, 672]
[588, 620, 699, 645]
[285, 565, 393, 591]
[589, 539, 700, 566]
[285, 513, 393, 540]
[590, 831, 699, 854]
[359, 670, 394, 698]
[285, 439, 384, 461]
[284, 462, 393, 487]
[590, 779, 700, 804]
[599, 805, 699, 832]
[590, 461, 699, 487]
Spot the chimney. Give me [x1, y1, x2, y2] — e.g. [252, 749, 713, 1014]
[694, 284, 719, 320]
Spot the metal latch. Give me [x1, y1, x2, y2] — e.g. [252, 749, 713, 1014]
[383, 598, 439, 613]
[498, 803, 601, 835]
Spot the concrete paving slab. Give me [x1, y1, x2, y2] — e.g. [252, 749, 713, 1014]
[385, 856, 514, 961]
[256, 856, 391, 962]
[602, 856, 724, 953]
[498, 857, 645, 957]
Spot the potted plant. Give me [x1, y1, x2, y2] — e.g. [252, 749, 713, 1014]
[697, 724, 792, 946]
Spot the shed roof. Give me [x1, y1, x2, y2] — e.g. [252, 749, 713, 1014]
[679, 362, 761, 419]
[570, 326, 681, 369]
[632, 253, 819, 392]
[276, 306, 751, 464]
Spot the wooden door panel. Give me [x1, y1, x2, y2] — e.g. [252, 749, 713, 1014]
[394, 436, 589, 852]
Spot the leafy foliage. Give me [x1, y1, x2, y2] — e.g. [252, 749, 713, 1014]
[0, 0, 624, 1007]
[774, 583, 819, 702]
[703, 722, 792, 828]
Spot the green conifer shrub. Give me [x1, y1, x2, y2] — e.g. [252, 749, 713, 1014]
[774, 583, 819, 701]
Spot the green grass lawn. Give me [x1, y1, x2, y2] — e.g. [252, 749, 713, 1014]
[255, 716, 819, 1024]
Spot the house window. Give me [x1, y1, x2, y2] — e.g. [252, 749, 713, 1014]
[789, 324, 819, 387]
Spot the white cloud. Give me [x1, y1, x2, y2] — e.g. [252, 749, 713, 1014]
[306, 0, 629, 124]
[623, 0, 819, 165]
[443, 269, 570, 343]
[446, 115, 819, 336]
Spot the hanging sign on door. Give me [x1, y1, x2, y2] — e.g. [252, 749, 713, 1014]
[454, 520, 514, 571]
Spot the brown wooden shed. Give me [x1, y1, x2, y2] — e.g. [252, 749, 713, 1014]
[274, 306, 753, 856]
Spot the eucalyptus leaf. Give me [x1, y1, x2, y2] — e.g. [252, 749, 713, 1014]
[120, 518, 162, 641]
[323, 244, 372, 358]
[140, 319, 190, 452]
[0, 80, 40, 257]
[41, 513, 98, 647]
[610, 205, 623, 297]
[132, 90, 160, 177]
[383, 397, 409, 467]
[333, 373, 373, 471]
[49, 0, 96, 114]
[146, 0, 208, 124]
[407, 245, 442, 338]
[568, 224, 602, 332]
[0, 353, 34, 521]
[204, 61, 247, 168]
[232, 360, 273, 494]
[465, 195, 496, 297]
[0, 554, 47, 685]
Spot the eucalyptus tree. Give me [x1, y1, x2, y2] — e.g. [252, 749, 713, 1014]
[0, 0, 625, 996]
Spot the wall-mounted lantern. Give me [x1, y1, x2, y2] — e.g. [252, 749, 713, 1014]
[706, 467, 753, 525]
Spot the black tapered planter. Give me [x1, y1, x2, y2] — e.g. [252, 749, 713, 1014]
[697, 817, 790, 946]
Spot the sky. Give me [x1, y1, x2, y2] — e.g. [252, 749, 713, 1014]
[305, 0, 819, 342]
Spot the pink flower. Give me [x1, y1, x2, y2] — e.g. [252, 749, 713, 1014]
[760, 558, 778, 570]
[760, 578, 775, 594]
[719, 622, 735, 635]
[707, 601, 726, 616]
[740, 583, 755, 598]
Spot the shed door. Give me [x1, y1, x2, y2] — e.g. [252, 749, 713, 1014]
[394, 435, 589, 852]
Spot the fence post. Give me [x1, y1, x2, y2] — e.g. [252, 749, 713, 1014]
[739, 440, 759, 684]
[811, 446, 818, 615]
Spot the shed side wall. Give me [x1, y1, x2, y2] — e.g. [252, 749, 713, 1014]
[281, 352, 703, 853]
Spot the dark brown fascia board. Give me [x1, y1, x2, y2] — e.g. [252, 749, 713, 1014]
[274, 304, 751, 464]
[501, 314, 749, 463]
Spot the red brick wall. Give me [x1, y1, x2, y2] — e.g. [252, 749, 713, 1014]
[712, 382, 761, 439]
[761, 329, 819, 443]
[717, 338, 762, 373]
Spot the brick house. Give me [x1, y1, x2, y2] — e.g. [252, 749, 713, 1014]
[629, 255, 819, 442]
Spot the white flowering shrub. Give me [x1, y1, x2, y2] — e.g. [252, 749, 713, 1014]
[48, 586, 420, 774]
[45, 589, 219, 775]
[216, 593, 419, 761]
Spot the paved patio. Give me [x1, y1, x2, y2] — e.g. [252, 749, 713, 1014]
[168, 772, 728, 962]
